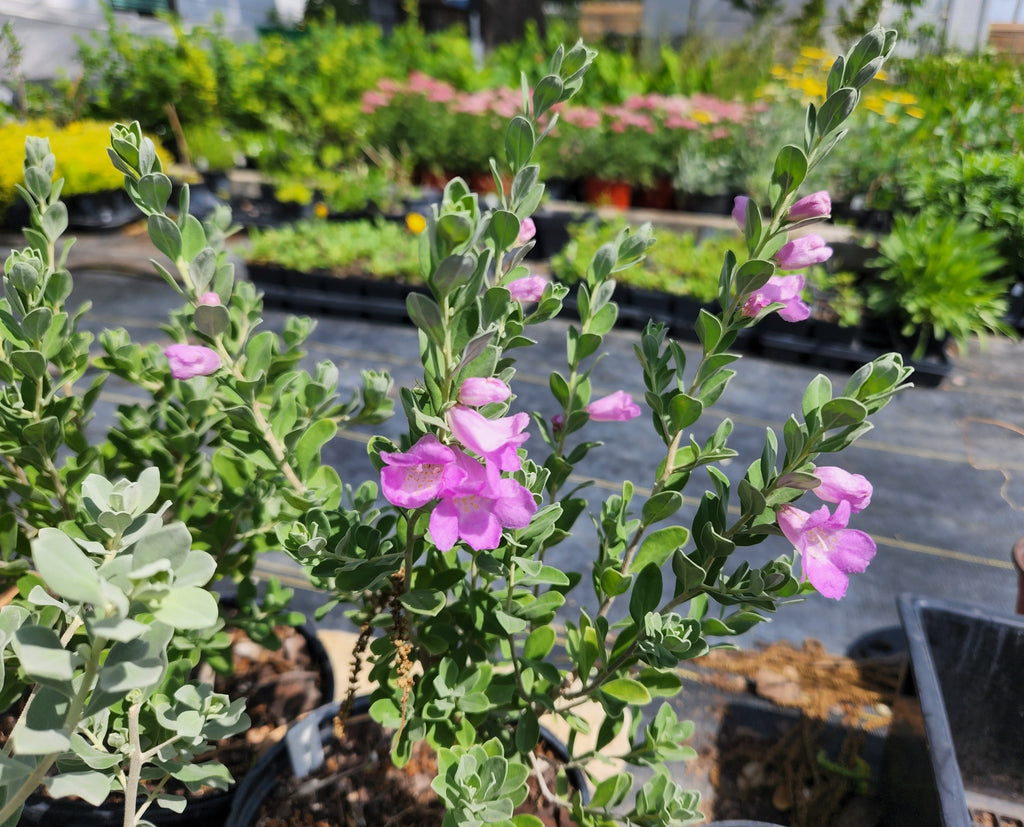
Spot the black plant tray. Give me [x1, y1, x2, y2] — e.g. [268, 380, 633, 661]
[66, 190, 143, 231]
[888, 594, 1024, 827]
[247, 263, 428, 323]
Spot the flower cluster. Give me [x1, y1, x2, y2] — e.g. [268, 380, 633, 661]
[733, 190, 834, 323]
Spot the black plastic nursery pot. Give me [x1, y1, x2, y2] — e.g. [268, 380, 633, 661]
[65, 189, 143, 231]
[225, 697, 590, 827]
[888, 594, 1024, 827]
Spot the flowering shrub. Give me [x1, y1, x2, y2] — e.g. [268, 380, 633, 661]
[0, 28, 911, 827]
[278, 29, 909, 826]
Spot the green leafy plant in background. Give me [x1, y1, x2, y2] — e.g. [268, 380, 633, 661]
[897, 149, 1024, 281]
[551, 218, 737, 304]
[866, 211, 1012, 358]
[805, 265, 865, 328]
[245, 218, 422, 281]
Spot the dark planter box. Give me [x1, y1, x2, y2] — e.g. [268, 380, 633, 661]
[247, 263, 427, 323]
[65, 189, 142, 231]
[886, 594, 1024, 827]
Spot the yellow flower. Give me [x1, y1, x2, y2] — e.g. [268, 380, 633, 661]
[906, 106, 926, 119]
[799, 46, 829, 61]
[691, 110, 714, 124]
[406, 212, 427, 235]
[314, 201, 329, 219]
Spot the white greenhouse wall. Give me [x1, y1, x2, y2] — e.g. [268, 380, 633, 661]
[0, 0, 295, 79]
[642, 0, 1024, 52]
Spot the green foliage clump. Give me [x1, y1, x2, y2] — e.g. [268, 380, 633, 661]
[866, 212, 1012, 357]
[245, 218, 422, 281]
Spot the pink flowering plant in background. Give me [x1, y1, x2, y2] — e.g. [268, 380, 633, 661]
[278, 29, 912, 827]
[0, 26, 911, 827]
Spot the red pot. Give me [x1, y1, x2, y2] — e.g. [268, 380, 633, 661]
[582, 177, 632, 209]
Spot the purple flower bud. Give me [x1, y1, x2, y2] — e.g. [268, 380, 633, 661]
[507, 275, 548, 303]
[458, 377, 511, 407]
[732, 196, 749, 229]
[775, 234, 832, 270]
[164, 344, 220, 380]
[787, 191, 831, 222]
[516, 216, 536, 245]
[585, 391, 641, 422]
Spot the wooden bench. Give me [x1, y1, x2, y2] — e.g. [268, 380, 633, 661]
[578, 2, 644, 41]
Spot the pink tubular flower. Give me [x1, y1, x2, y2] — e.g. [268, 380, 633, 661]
[379, 434, 464, 509]
[458, 377, 511, 407]
[197, 292, 221, 306]
[786, 191, 831, 222]
[586, 391, 641, 422]
[516, 217, 536, 245]
[812, 466, 872, 513]
[447, 405, 530, 472]
[731, 196, 749, 229]
[777, 501, 876, 600]
[741, 274, 811, 322]
[507, 275, 548, 303]
[428, 452, 536, 552]
[164, 344, 220, 380]
[775, 234, 833, 270]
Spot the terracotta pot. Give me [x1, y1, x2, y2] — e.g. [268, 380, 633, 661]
[582, 177, 632, 209]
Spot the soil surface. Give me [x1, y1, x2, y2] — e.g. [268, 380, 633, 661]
[250, 712, 577, 827]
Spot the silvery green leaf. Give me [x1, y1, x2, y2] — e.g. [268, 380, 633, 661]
[148, 214, 182, 260]
[194, 302, 230, 338]
[172, 550, 216, 589]
[504, 115, 535, 169]
[25, 585, 69, 613]
[130, 522, 193, 573]
[153, 586, 218, 630]
[180, 214, 207, 261]
[32, 528, 106, 607]
[46, 771, 112, 806]
[97, 510, 133, 536]
[12, 625, 76, 686]
[11, 349, 46, 380]
[406, 293, 444, 347]
[137, 173, 172, 212]
[20, 307, 52, 343]
[9, 686, 71, 754]
[118, 466, 161, 515]
[86, 615, 149, 643]
[40, 202, 68, 242]
[81, 473, 114, 512]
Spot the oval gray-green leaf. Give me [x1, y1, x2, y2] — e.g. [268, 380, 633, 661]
[32, 527, 106, 607]
[153, 586, 218, 630]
